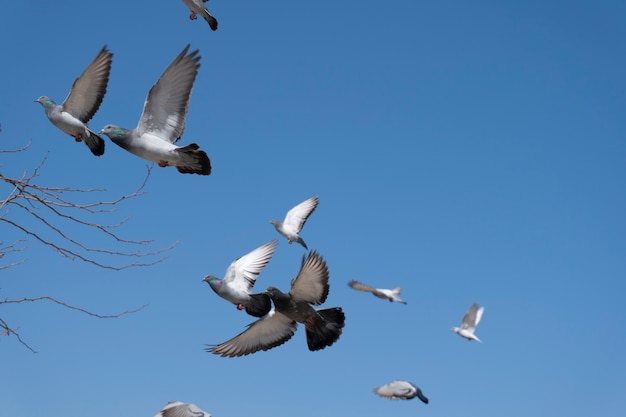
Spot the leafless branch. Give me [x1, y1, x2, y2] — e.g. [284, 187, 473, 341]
[0, 295, 148, 353]
[0, 143, 175, 270]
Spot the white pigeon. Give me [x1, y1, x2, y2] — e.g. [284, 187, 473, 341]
[269, 196, 319, 249]
[154, 401, 211, 417]
[451, 303, 484, 342]
[374, 380, 429, 404]
[348, 280, 407, 304]
[99, 44, 211, 175]
[182, 0, 218, 31]
[35, 46, 112, 156]
[203, 240, 278, 317]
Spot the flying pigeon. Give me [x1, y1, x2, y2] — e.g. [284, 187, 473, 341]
[374, 380, 429, 404]
[154, 401, 211, 417]
[269, 196, 319, 249]
[348, 280, 407, 304]
[451, 303, 484, 342]
[35, 46, 112, 156]
[99, 44, 211, 176]
[203, 240, 278, 317]
[207, 251, 345, 357]
[182, 0, 218, 31]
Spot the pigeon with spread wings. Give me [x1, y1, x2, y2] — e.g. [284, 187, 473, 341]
[203, 240, 277, 317]
[99, 45, 211, 175]
[451, 303, 484, 342]
[269, 196, 319, 249]
[207, 251, 345, 357]
[35, 46, 112, 156]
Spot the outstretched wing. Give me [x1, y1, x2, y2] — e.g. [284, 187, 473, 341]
[63, 46, 112, 122]
[224, 240, 278, 293]
[283, 196, 319, 234]
[136, 44, 200, 143]
[289, 251, 329, 305]
[207, 310, 297, 357]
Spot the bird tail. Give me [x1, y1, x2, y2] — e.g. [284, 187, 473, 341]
[245, 293, 272, 318]
[295, 237, 308, 250]
[203, 12, 218, 31]
[175, 143, 212, 175]
[416, 388, 429, 404]
[85, 128, 105, 156]
[305, 307, 345, 351]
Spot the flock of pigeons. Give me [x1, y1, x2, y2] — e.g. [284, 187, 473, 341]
[33, 2, 485, 415]
[202, 195, 485, 411]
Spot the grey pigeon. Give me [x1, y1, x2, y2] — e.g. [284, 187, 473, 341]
[451, 303, 484, 342]
[374, 380, 429, 404]
[35, 46, 112, 156]
[207, 251, 345, 357]
[182, 0, 218, 31]
[269, 196, 319, 249]
[155, 401, 211, 417]
[348, 280, 407, 304]
[99, 45, 211, 176]
[203, 240, 278, 317]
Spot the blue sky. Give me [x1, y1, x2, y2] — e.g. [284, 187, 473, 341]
[1, 0, 625, 416]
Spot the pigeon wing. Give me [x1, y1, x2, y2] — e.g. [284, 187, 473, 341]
[223, 240, 278, 293]
[289, 251, 329, 305]
[207, 309, 296, 357]
[348, 280, 378, 294]
[62, 46, 112, 122]
[461, 303, 479, 330]
[136, 44, 200, 143]
[474, 305, 485, 326]
[283, 196, 319, 234]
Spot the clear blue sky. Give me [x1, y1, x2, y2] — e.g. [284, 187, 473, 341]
[1, 1, 625, 416]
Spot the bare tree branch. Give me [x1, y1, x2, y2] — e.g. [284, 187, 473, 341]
[0, 295, 148, 353]
[0, 142, 175, 270]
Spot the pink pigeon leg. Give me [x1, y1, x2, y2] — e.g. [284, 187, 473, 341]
[236, 304, 245, 310]
[189, 13, 198, 20]
[158, 160, 169, 168]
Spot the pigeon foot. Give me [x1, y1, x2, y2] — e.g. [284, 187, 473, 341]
[236, 304, 244, 311]
[158, 160, 169, 167]
[189, 13, 198, 20]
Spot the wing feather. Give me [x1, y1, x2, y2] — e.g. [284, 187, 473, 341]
[63, 46, 112, 122]
[136, 44, 200, 143]
[289, 251, 329, 305]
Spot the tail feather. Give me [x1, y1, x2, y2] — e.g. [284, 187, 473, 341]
[176, 143, 212, 175]
[85, 129, 105, 156]
[416, 388, 429, 404]
[245, 293, 272, 318]
[296, 237, 308, 250]
[202, 11, 218, 30]
[305, 307, 345, 351]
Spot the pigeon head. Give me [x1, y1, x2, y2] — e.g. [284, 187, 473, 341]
[264, 286, 285, 300]
[35, 96, 55, 107]
[202, 275, 222, 293]
[99, 124, 128, 140]
[269, 219, 279, 226]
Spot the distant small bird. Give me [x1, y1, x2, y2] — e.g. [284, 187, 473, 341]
[35, 46, 112, 156]
[99, 44, 211, 176]
[155, 401, 211, 417]
[203, 240, 277, 317]
[207, 251, 345, 357]
[374, 380, 429, 404]
[451, 303, 484, 342]
[182, 0, 218, 31]
[348, 280, 407, 304]
[269, 196, 319, 249]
